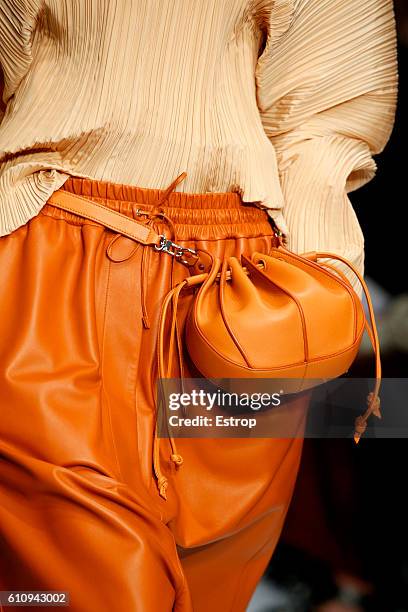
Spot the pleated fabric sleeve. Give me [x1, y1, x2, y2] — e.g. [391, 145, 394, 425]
[255, 0, 398, 292]
[0, 0, 43, 104]
[0, 64, 4, 123]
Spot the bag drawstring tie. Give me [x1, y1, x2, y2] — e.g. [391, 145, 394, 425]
[305, 251, 382, 443]
[105, 172, 190, 500]
[154, 280, 188, 499]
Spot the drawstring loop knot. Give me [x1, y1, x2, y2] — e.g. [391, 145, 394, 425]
[157, 476, 169, 500]
[170, 454, 184, 466]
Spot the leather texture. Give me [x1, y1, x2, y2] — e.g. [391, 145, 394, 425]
[0, 177, 308, 612]
[48, 189, 162, 246]
[185, 248, 366, 381]
[186, 250, 363, 384]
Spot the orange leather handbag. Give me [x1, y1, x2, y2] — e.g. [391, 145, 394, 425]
[158, 243, 382, 445]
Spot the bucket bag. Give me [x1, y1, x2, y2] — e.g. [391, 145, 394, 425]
[168, 244, 381, 432]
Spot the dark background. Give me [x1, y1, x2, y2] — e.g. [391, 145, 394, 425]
[256, 3, 408, 611]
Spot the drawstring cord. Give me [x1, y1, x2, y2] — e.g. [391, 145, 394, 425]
[140, 170, 187, 328]
[105, 205, 182, 331]
[153, 255, 216, 499]
[140, 209, 180, 329]
[154, 280, 189, 499]
[105, 172, 193, 500]
[140, 237, 152, 329]
[305, 251, 382, 444]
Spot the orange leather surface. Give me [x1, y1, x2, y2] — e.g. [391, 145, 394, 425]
[186, 249, 365, 381]
[0, 177, 308, 612]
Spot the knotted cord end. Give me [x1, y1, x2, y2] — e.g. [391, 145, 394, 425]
[353, 392, 382, 444]
[353, 415, 367, 445]
[170, 453, 184, 466]
[158, 476, 168, 500]
[367, 392, 381, 419]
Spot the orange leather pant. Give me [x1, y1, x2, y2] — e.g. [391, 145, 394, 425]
[0, 177, 307, 611]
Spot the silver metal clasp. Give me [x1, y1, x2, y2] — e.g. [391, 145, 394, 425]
[133, 207, 152, 218]
[154, 235, 198, 265]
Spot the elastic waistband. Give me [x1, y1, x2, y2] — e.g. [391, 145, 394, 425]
[45, 176, 275, 241]
[61, 176, 246, 210]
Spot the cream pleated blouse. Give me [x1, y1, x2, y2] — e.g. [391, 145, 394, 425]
[0, 0, 398, 289]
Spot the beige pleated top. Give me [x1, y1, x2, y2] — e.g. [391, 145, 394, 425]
[0, 0, 398, 289]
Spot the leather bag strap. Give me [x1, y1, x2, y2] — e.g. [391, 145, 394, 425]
[47, 190, 163, 247]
